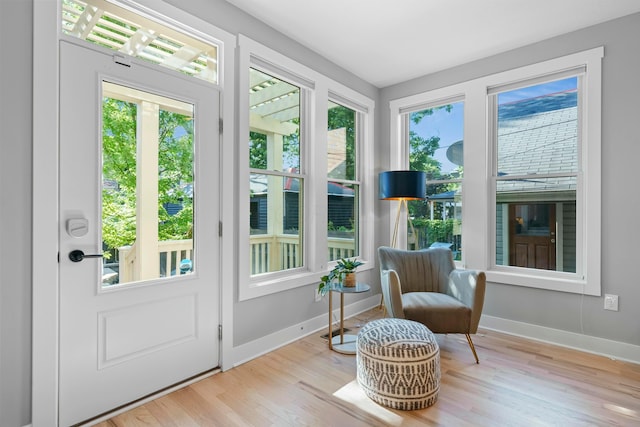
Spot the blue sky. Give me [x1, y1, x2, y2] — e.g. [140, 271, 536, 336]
[498, 77, 577, 105]
[411, 102, 464, 174]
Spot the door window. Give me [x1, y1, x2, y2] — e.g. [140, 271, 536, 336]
[101, 81, 195, 286]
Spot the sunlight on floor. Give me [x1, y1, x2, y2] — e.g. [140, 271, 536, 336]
[603, 403, 639, 419]
[333, 379, 404, 426]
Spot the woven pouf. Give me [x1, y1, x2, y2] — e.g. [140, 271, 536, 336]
[356, 318, 440, 410]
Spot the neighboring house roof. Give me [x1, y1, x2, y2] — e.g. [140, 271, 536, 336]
[429, 190, 457, 200]
[435, 90, 578, 202]
[496, 90, 577, 196]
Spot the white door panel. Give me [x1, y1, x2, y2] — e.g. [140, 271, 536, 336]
[59, 41, 220, 426]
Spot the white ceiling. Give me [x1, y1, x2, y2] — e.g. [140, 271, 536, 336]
[224, 0, 640, 88]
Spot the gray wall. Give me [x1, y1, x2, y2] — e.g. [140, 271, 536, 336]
[1, 1, 33, 426]
[2, 0, 639, 425]
[380, 12, 640, 346]
[0, 0, 32, 426]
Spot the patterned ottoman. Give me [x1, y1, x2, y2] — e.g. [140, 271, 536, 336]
[356, 318, 440, 410]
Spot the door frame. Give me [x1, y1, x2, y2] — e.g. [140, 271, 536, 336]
[32, 1, 236, 424]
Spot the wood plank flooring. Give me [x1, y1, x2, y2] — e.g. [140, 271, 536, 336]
[95, 308, 640, 426]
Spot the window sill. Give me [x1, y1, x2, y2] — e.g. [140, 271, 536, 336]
[485, 268, 600, 296]
[239, 263, 375, 301]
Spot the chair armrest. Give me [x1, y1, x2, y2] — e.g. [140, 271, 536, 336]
[381, 269, 405, 319]
[447, 269, 486, 333]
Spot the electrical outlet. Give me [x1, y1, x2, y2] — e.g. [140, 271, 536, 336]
[314, 288, 322, 302]
[604, 294, 619, 311]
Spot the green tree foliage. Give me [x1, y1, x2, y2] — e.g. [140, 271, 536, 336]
[249, 128, 300, 171]
[408, 107, 453, 178]
[407, 106, 456, 219]
[101, 98, 194, 251]
[409, 131, 441, 178]
[102, 99, 137, 251]
[249, 131, 267, 169]
[412, 218, 457, 243]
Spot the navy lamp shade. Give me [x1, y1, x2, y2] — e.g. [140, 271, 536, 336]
[378, 170, 427, 312]
[379, 171, 426, 200]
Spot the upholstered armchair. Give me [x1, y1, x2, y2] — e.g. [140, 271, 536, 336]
[378, 246, 486, 363]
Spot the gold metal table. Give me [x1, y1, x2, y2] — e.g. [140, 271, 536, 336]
[328, 282, 371, 354]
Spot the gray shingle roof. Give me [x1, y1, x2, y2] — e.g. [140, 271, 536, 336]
[496, 90, 577, 195]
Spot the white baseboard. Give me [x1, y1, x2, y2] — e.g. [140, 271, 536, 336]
[232, 301, 640, 368]
[232, 294, 381, 367]
[480, 315, 640, 365]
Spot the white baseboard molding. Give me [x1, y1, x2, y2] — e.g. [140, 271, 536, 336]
[480, 315, 640, 365]
[232, 294, 381, 367]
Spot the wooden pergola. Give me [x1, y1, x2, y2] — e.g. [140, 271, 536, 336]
[62, 0, 218, 83]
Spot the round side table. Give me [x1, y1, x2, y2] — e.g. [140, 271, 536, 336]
[328, 282, 371, 354]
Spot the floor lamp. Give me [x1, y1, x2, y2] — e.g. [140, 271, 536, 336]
[378, 170, 426, 312]
[379, 170, 427, 248]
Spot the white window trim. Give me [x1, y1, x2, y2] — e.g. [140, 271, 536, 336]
[238, 35, 374, 301]
[389, 47, 603, 296]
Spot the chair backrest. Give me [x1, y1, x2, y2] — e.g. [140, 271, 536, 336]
[378, 246, 455, 294]
[380, 270, 406, 319]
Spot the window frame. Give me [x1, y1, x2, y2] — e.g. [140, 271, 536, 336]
[247, 66, 309, 278]
[327, 95, 365, 261]
[488, 71, 582, 280]
[389, 47, 603, 295]
[238, 35, 375, 301]
[403, 97, 465, 255]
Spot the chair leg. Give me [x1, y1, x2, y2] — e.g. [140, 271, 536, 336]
[465, 334, 479, 364]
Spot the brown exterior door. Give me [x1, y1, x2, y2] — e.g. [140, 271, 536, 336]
[509, 203, 556, 270]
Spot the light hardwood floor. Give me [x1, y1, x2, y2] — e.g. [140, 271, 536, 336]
[95, 308, 640, 426]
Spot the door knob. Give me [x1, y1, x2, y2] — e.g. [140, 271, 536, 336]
[69, 250, 103, 263]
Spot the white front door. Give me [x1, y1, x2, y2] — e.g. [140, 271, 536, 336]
[59, 41, 220, 426]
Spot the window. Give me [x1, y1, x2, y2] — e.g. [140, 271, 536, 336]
[492, 76, 578, 273]
[405, 100, 464, 259]
[249, 68, 304, 275]
[390, 47, 602, 295]
[327, 101, 360, 261]
[61, 0, 219, 84]
[238, 36, 374, 300]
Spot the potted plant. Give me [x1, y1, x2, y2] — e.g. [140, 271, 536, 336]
[337, 258, 363, 287]
[318, 268, 341, 297]
[318, 258, 364, 295]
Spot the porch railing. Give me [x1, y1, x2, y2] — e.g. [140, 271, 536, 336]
[249, 234, 356, 275]
[116, 235, 355, 281]
[118, 239, 193, 283]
